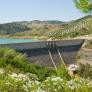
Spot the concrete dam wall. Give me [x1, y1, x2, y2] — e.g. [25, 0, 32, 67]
[0, 39, 84, 68]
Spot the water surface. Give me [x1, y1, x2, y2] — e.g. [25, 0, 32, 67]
[0, 38, 37, 44]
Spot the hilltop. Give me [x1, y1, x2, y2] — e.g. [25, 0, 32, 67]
[0, 15, 92, 40]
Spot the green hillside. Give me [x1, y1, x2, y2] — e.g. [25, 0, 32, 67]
[48, 15, 92, 39]
[0, 22, 30, 34]
[0, 20, 64, 38]
[0, 15, 92, 39]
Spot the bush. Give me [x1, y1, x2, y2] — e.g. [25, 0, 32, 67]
[78, 63, 92, 79]
[0, 69, 40, 92]
[0, 48, 28, 69]
[56, 64, 71, 80]
[0, 68, 92, 92]
[41, 76, 92, 92]
[0, 48, 56, 81]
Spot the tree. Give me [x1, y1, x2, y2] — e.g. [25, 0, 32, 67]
[74, 0, 92, 15]
[88, 0, 92, 15]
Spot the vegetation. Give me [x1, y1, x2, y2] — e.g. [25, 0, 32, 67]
[0, 48, 56, 81]
[0, 48, 92, 91]
[78, 63, 92, 79]
[74, 0, 92, 15]
[0, 20, 64, 38]
[48, 15, 92, 39]
[0, 23, 30, 34]
[41, 76, 92, 92]
[0, 70, 92, 92]
[56, 64, 71, 80]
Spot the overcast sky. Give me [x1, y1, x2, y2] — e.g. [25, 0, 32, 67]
[0, 0, 88, 23]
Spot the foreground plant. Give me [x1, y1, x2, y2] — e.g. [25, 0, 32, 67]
[41, 76, 92, 92]
[0, 69, 41, 92]
[0, 48, 56, 81]
[0, 68, 92, 92]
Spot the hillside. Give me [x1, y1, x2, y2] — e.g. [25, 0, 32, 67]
[0, 20, 65, 39]
[0, 22, 30, 34]
[48, 15, 92, 39]
[0, 15, 92, 39]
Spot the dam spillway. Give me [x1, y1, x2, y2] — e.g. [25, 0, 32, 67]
[0, 39, 84, 67]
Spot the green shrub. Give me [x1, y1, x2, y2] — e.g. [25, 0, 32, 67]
[78, 63, 92, 79]
[56, 64, 71, 80]
[0, 48, 28, 69]
[0, 48, 56, 81]
[41, 76, 92, 92]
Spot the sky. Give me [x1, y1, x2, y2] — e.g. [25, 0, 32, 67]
[0, 0, 88, 23]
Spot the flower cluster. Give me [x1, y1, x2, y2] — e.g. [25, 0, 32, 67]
[0, 68, 92, 92]
[0, 68, 4, 74]
[41, 76, 92, 92]
[9, 73, 28, 81]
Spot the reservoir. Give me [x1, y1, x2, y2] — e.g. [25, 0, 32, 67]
[0, 38, 37, 44]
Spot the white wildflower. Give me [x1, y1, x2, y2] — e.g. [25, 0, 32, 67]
[35, 87, 45, 92]
[51, 77, 61, 81]
[9, 73, 29, 81]
[67, 80, 77, 90]
[0, 68, 4, 74]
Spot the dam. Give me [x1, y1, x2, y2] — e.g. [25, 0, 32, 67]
[0, 39, 84, 68]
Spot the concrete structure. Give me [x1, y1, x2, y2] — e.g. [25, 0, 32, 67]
[0, 39, 84, 68]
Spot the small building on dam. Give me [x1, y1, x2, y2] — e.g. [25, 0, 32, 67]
[0, 39, 84, 68]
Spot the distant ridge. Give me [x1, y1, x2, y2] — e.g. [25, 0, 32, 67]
[0, 15, 92, 39]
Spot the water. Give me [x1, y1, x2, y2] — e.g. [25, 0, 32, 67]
[0, 38, 37, 44]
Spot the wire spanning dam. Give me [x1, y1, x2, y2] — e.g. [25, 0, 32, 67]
[0, 39, 84, 68]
